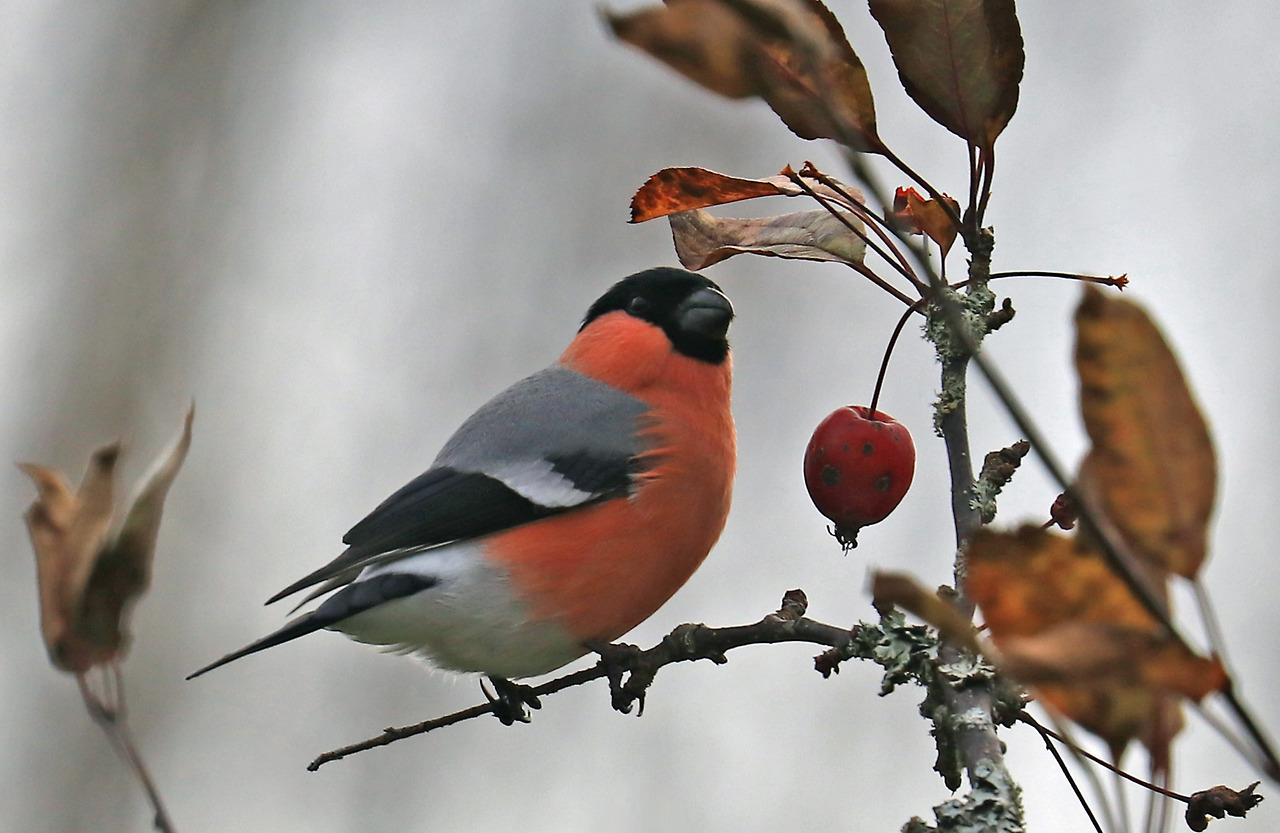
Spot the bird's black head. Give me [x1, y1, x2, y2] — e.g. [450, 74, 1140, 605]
[582, 267, 733, 364]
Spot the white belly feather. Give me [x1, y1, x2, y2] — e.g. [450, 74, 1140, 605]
[328, 540, 582, 679]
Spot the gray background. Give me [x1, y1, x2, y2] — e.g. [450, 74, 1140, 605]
[1, 2, 1277, 831]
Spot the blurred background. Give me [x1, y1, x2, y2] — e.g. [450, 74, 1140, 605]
[2, 2, 1278, 831]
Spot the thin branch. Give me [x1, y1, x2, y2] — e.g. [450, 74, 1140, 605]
[78, 665, 177, 833]
[781, 169, 925, 300]
[1022, 714, 1106, 833]
[989, 270, 1129, 289]
[797, 163, 926, 293]
[843, 151, 947, 291]
[310, 591, 860, 771]
[1017, 713, 1191, 803]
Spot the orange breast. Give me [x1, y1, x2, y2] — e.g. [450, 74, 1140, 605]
[484, 311, 735, 643]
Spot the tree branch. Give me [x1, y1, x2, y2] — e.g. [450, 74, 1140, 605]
[309, 590, 861, 771]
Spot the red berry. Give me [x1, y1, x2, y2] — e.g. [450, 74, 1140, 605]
[803, 406, 916, 549]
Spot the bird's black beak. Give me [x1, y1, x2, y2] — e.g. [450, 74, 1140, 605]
[675, 287, 734, 341]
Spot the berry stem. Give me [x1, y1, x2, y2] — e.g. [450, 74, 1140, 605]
[869, 298, 927, 417]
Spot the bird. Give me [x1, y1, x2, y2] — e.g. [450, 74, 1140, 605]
[189, 267, 736, 718]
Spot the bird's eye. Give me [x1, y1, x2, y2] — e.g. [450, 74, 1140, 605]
[627, 295, 653, 316]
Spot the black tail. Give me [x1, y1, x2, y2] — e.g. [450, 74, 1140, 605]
[186, 612, 332, 679]
[187, 572, 438, 679]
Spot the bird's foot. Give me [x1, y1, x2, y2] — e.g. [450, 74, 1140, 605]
[586, 640, 647, 716]
[482, 676, 542, 726]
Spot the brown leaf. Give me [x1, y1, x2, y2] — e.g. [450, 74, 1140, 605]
[868, 0, 1024, 149]
[606, 0, 766, 99]
[752, 0, 881, 148]
[608, 0, 882, 149]
[870, 570, 981, 654]
[669, 206, 866, 268]
[966, 525, 1226, 763]
[20, 407, 194, 673]
[1075, 286, 1216, 579]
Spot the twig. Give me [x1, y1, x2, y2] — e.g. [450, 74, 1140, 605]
[1023, 713, 1106, 833]
[309, 591, 859, 771]
[1017, 713, 1190, 802]
[78, 665, 177, 833]
[988, 270, 1128, 289]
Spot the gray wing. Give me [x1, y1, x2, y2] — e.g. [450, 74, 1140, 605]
[266, 366, 651, 604]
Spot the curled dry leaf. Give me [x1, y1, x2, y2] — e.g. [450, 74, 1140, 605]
[20, 406, 194, 673]
[631, 167, 789, 224]
[868, 0, 1024, 150]
[670, 207, 866, 269]
[1075, 286, 1216, 579]
[966, 525, 1226, 766]
[608, 0, 882, 149]
[631, 164, 865, 223]
[1185, 782, 1263, 832]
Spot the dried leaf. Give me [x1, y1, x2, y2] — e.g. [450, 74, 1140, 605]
[752, 0, 881, 148]
[631, 167, 789, 223]
[632, 164, 865, 223]
[1185, 782, 1264, 831]
[966, 525, 1226, 762]
[870, 570, 981, 654]
[670, 206, 866, 268]
[608, 0, 882, 149]
[868, 0, 1024, 149]
[20, 407, 194, 673]
[606, 0, 765, 99]
[1075, 286, 1216, 579]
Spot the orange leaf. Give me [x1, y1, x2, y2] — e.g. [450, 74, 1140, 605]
[868, 0, 1024, 150]
[608, 0, 882, 150]
[631, 167, 789, 223]
[1075, 286, 1216, 579]
[20, 407, 194, 673]
[904, 189, 960, 255]
[966, 525, 1226, 763]
[632, 165, 866, 223]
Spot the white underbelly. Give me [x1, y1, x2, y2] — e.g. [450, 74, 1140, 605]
[327, 540, 584, 679]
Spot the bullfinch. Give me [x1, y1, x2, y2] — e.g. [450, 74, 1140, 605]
[189, 267, 736, 703]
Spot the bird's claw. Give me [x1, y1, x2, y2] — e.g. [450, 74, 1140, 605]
[482, 676, 542, 725]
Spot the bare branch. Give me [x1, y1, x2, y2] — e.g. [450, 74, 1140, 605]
[309, 590, 860, 771]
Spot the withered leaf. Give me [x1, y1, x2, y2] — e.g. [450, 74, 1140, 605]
[20, 406, 194, 673]
[606, 0, 765, 99]
[632, 165, 865, 223]
[608, 0, 882, 150]
[868, 0, 1024, 149]
[631, 167, 789, 223]
[1185, 782, 1263, 832]
[966, 525, 1226, 763]
[669, 206, 866, 268]
[1075, 286, 1216, 579]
